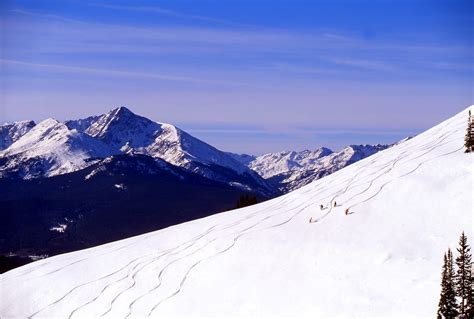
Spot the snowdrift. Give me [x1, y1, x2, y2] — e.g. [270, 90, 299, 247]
[1, 106, 472, 319]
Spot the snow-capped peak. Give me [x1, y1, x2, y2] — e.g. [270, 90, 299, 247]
[70, 107, 264, 178]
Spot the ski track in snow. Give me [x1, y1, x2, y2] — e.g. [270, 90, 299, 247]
[4, 110, 466, 319]
[143, 132, 463, 317]
[63, 137, 462, 318]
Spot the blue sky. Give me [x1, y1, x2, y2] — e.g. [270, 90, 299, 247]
[1, 0, 472, 154]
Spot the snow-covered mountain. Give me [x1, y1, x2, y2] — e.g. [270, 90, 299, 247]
[66, 107, 252, 174]
[231, 144, 390, 193]
[0, 107, 275, 195]
[0, 120, 36, 150]
[267, 144, 390, 192]
[0, 119, 114, 179]
[2, 106, 471, 318]
[247, 147, 333, 179]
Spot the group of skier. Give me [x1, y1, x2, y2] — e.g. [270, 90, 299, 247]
[309, 200, 350, 223]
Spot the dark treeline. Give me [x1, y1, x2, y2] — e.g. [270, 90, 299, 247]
[437, 232, 473, 319]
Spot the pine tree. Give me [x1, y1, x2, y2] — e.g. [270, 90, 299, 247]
[468, 272, 474, 319]
[438, 249, 459, 318]
[439, 253, 449, 319]
[455, 232, 473, 318]
[465, 110, 474, 153]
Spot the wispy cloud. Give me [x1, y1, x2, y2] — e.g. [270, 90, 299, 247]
[0, 59, 249, 86]
[8, 7, 467, 60]
[89, 3, 247, 27]
[9, 8, 85, 24]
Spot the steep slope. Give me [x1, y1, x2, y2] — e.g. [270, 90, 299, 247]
[1, 106, 471, 318]
[0, 119, 114, 179]
[0, 120, 36, 150]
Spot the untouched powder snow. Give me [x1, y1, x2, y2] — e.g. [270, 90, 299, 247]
[0, 107, 472, 319]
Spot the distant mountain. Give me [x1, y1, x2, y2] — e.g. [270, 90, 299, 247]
[265, 144, 390, 192]
[1, 107, 276, 196]
[230, 144, 391, 193]
[0, 153, 253, 264]
[247, 147, 333, 179]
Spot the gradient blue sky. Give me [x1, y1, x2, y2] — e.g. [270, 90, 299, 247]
[1, 0, 473, 154]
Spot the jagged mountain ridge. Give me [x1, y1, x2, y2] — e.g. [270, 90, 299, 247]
[0, 107, 275, 196]
[247, 147, 333, 179]
[265, 144, 390, 192]
[230, 144, 391, 193]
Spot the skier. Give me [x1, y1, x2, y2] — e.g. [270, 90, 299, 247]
[320, 204, 324, 210]
[334, 201, 337, 207]
[345, 208, 349, 216]
[309, 217, 314, 223]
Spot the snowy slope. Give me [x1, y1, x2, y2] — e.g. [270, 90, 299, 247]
[0, 120, 36, 150]
[1, 106, 472, 318]
[0, 119, 114, 179]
